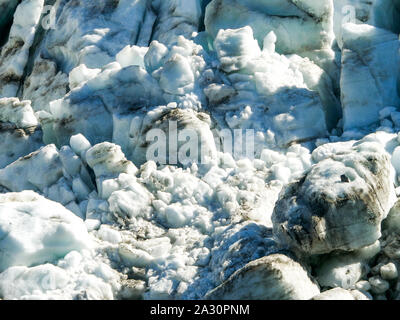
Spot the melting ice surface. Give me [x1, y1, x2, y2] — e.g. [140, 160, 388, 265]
[0, 0, 399, 300]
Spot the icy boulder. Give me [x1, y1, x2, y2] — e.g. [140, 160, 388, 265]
[0, 144, 64, 192]
[129, 104, 217, 166]
[340, 23, 400, 130]
[205, 254, 320, 300]
[0, 191, 91, 272]
[86, 142, 137, 182]
[205, 0, 334, 54]
[0, 145, 63, 192]
[86, 142, 137, 189]
[272, 137, 395, 255]
[208, 223, 278, 285]
[0, 98, 43, 168]
[85, 142, 154, 224]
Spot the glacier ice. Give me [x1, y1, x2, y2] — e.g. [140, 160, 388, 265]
[205, 0, 334, 54]
[0, 0, 399, 301]
[272, 135, 396, 255]
[0, 0, 19, 41]
[208, 26, 331, 148]
[205, 254, 320, 300]
[340, 23, 400, 130]
[0, 250, 121, 300]
[311, 287, 369, 300]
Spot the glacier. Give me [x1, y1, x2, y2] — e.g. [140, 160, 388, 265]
[0, 0, 399, 301]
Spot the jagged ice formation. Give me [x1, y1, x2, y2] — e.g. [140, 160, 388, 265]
[0, 0, 399, 300]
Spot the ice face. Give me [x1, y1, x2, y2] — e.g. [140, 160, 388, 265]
[0, 191, 91, 272]
[340, 23, 400, 130]
[205, 0, 334, 54]
[0, 0, 399, 301]
[0, 0, 19, 40]
[0, 0, 44, 98]
[208, 26, 330, 149]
